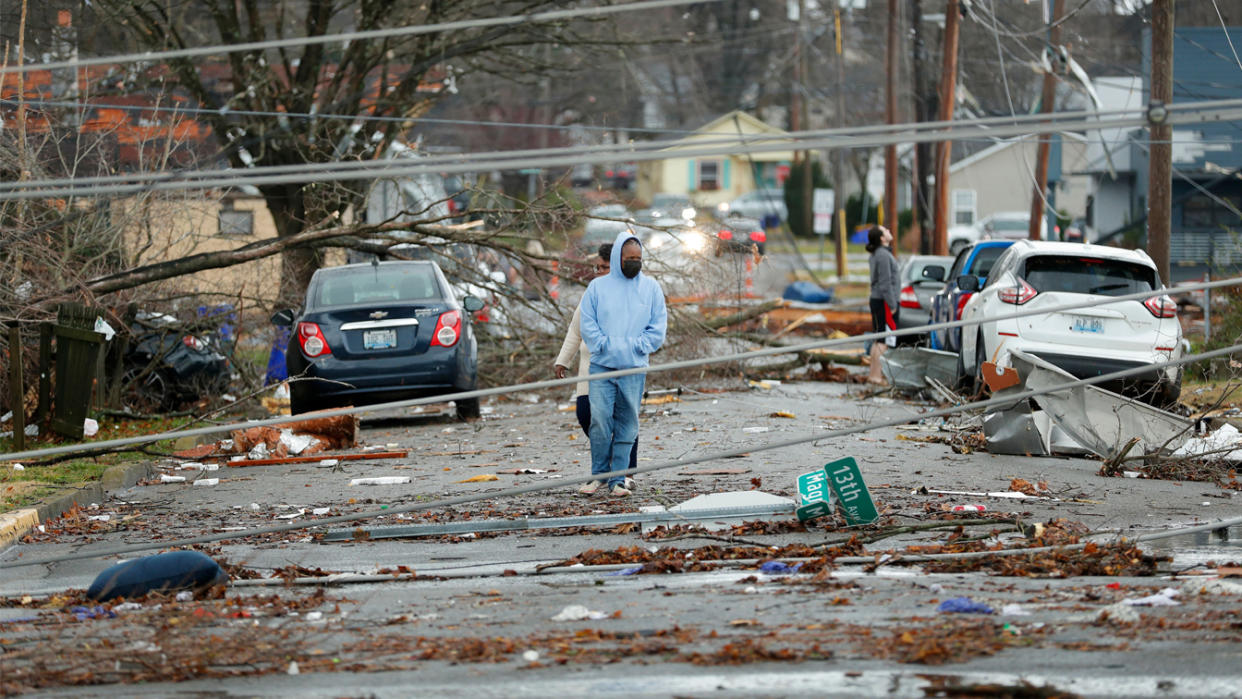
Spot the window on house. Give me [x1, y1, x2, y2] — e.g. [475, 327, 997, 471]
[1182, 195, 1242, 228]
[698, 160, 720, 191]
[218, 209, 254, 236]
[952, 189, 976, 225]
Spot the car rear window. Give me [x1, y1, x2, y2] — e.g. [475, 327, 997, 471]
[1023, 255, 1156, 296]
[966, 246, 1006, 278]
[316, 266, 441, 307]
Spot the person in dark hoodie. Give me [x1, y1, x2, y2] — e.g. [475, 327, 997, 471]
[578, 230, 667, 497]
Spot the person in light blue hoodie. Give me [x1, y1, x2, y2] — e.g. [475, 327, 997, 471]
[578, 230, 667, 497]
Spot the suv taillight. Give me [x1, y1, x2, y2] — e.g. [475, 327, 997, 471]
[717, 229, 734, 241]
[749, 230, 766, 243]
[998, 278, 1038, 305]
[430, 310, 462, 347]
[1143, 294, 1178, 318]
[297, 322, 331, 357]
[899, 285, 921, 309]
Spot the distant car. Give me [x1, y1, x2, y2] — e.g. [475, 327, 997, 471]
[958, 240, 1183, 405]
[895, 254, 954, 343]
[929, 240, 1014, 352]
[637, 193, 696, 223]
[712, 215, 766, 255]
[716, 188, 787, 226]
[582, 204, 633, 243]
[1061, 217, 1096, 243]
[947, 211, 1049, 255]
[273, 260, 485, 419]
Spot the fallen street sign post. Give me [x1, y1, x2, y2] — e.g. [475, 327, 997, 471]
[824, 456, 879, 526]
[795, 468, 833, 522]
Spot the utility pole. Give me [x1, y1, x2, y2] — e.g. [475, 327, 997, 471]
[932, 0, 961, 256]
[834, 7, 848, 278]
[884, 0, 899, 247]
[798, 0, 813, 259]
[911, 0, 933, 254]
[1148, 0, 1173, 285]
[1029, 0, 1064, 241]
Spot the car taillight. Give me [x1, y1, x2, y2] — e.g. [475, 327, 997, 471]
[998, 278, 1038, 305]
[182, 335, 205, 350]
[447, 199, 458, 214]
[297, 322, 331, 357]
[1143, 294, 1178, 318]
[955, 292, 973, 319]
[430, 310, 461, 347]
[749, 230, 766, 243]
[718, 229, 734, 241]
[899, 285, 921, 309]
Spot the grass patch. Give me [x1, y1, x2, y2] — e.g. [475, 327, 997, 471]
[0, 414, 196, 513]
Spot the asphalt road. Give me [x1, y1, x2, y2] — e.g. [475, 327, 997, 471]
[3, 380, 1242, 697]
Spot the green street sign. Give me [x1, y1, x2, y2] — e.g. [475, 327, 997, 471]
[795, 468, 833, 522]
[825, 457, 879, 526]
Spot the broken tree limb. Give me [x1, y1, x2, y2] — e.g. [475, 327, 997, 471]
[813, 518, 1007, 548]
[701, 300, 784, 330]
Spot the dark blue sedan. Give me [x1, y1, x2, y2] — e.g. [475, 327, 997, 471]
[928, 240, 1013, 353]
[273, 260, 484, 418]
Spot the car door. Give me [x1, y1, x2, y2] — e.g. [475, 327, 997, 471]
[930, 248, 970, 350]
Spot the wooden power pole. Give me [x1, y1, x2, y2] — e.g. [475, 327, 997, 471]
[932, 0, 961, 256]
[885, 0, 899, 244]
[834, 8, 848, 278]
[1149, 0, 1173, 285]
[1029, 0, 1064, 241]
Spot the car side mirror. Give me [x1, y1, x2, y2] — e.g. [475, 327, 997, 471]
[922, 265, 946, 282]
[957, 275, 980, 292]
[270, 308, 295, 327]
[462, 295, 485, 313]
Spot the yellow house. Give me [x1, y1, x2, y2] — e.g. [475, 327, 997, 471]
[635, 111, 795, 209]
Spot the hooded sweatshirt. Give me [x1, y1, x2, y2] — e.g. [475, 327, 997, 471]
[579, 230, 667, 370]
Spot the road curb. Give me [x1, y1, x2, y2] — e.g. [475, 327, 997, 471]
[0, 460, 155, 549]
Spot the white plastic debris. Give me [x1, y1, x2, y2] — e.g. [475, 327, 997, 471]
[248, 443, 269, 460]
[222, 393, 237, 402]
[1172, 423, 1242, 461]
[551, 604, 607, 621]
[175, 591, 194, 602]
[276, 509, 306, 520]
[10, 463, 23, 471]
[273, 383, 290, 400]
[230, 455, 245, 462]
[83, 418, 99, 437]
[522, 650, 540, 662]
[305, 611, 323, 621]
[93, 317, 116, 341]
[219, 439, 234, 450]
[319, 459, 339, 467]
[249, 502, 261, 511]
[1001, 604, 1031, 616]
[159, 474, 186, 483]
[280, 429, 315, 455]
[1122, 587, 1181, 607]
[193, 478, 219, 487]
[87, 515, 111, 522]
[286, 661, 300, 675]
[312, 507, 330, 516]
[742, 426, 769, 433]
[349, 477, 411, 486]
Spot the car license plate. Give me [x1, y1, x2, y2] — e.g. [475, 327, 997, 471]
[1071, 316, 1104, 334]
[363, 329, 397, 349]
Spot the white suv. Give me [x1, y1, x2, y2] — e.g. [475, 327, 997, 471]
[958, 240, 1183, 406]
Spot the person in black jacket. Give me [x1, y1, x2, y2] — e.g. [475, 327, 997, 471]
[866, 225, 899, 385]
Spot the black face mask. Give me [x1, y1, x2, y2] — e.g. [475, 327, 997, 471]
[621, 259, 642, 278]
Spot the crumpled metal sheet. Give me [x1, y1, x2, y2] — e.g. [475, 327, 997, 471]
[983, 401, 1052, 456]
[1010, 350, 1192, 458]
[879, 347, 959, 392]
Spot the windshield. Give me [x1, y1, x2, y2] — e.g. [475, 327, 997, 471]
[1023, 255, 1156, 296]
[316, 265, 441, 307]
[966, 246, 1007, 279]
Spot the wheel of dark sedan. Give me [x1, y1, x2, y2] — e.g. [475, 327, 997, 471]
[288, 380, 322, 416]
[953, 347, 971, 392]
[120, 364, 172, 414]
[455, 397, 481, 420]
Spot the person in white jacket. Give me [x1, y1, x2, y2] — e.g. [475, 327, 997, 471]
[553, 243, 637, 493]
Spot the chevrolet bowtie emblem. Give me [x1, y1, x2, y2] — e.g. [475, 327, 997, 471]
[369, 311, 388, 319]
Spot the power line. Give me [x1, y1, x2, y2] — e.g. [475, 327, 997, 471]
[0, 0, 724, 76]
[3, 100, 1241, 200]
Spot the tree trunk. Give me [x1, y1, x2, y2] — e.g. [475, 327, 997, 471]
[264, 182, 323, 307]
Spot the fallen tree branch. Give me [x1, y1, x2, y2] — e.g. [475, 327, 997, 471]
[812, 518, 1009, 548]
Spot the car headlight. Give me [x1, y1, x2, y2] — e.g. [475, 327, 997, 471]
[716, 202, 729, 214]
[682, 231, 706, 253]
[682, 207, 696, 221]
